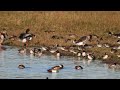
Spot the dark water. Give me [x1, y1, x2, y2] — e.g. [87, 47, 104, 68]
[0, 46, 120, 79]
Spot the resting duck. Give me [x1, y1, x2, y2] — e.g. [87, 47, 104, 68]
[87, 53, 95, 60]
[102, 53, 109, 60]
[73, 35, 92, 46]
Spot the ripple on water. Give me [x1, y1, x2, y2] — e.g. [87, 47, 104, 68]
[0, 46, 120, 79]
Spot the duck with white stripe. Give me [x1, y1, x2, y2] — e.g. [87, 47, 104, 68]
[87, 53, 95, 60]
[73, 35, 91, 46]
[47, 68, 59, 73]
[19, 28, 35, 47]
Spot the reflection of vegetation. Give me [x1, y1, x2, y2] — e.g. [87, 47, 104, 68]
[1, 11, 120, 62]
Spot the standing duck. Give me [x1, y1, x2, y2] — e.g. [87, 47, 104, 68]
[0, 30, 8, 45]
[19, 28, 35, 47]
[0, 31, 8, 50]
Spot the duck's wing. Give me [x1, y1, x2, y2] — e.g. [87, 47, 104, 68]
[77, 36, 87, 42]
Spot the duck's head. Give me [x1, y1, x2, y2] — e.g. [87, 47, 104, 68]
[59, 64, 64, 69]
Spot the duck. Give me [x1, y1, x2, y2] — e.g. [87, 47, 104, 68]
[73, 35, 92, 46]
[117, 54, 120, 58]
[47, 68, 59, 73]
[49, 46, 58, 53]
[108, 63, 120, 70]
[34, 48, 42, 57]
[73, 39, 86, 46]
[81, 50, 87, 58]
[87, 53, 95, 60]
[69, 48, 78, 54]
[110, 48, 117, 54]
[18, 28, 35, 46]
[108, 31, 113, 36]
[117, 40, 120, 44]
[51, 64, 64, 70]
[102, 53, 109, 60]
[18, 64, 25, 69]
[108, 31, 120, 38]
[96, 40, 102, 47]
[77, 52, 81, 57]
[56, 50, 61, 57]
[103, 43, 111, 48]
[18, 47, 26, 54]
[75, 65, 83, 70]
[0, 30, 8, 45]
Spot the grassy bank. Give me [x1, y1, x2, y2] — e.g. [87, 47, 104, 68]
[1, 11, 120, 64]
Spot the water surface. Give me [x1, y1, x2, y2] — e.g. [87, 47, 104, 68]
[0, 46, 120, 79]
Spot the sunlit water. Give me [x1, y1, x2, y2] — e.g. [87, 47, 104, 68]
[0, 46, 120, 79]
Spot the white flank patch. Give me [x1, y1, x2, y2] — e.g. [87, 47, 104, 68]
[22, 39, 27, 43]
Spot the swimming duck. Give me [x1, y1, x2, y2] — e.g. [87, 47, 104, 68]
[108, 63, 120, 70]
[18, 48, 26, 54]
[47, 68, 59, 73]
[51, 64, 64, 70]
[75, 65, 83, 70]
[18, 64, 25, 69]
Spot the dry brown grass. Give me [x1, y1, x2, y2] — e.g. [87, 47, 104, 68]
[0, 11, 120, 47]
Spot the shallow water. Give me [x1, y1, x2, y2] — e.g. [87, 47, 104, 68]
[0, 46, 120, 79]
